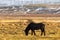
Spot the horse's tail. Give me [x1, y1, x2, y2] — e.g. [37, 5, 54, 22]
[43, 24, 45, 36]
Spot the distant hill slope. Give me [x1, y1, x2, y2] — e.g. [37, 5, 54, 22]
[24, 4, 60, 8]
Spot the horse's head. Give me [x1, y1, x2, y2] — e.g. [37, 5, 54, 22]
[24, 29, 29, 36]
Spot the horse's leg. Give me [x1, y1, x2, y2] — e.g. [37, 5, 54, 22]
[31, 30, 33, 35]
[41, 30, 43, 36]
[41, 28, 45, 36]
[44, 31, 45, 36]
[44, 29, 45, 36]
[32, 30, 36, 35]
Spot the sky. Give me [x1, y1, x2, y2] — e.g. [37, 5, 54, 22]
[0, 0, 60, 6]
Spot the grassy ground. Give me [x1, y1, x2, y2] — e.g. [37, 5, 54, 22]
[0, 19, 60, 40]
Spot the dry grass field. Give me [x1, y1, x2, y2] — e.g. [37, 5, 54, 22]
[0, 16, 60, 40]
[0, 4, 60, 40]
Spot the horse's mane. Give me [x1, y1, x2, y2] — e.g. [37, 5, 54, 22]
[30, 22, 43, 24]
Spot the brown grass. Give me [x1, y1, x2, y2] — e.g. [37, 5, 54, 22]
[0, 18, 59, 40]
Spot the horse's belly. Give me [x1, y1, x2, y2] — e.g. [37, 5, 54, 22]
[34, 27, 40, 30]
[35, 28, 40, 30]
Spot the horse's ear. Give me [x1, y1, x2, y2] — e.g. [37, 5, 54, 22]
[27, 19, 33, 22]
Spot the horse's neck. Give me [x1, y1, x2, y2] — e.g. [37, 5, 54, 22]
[26, 26, 30, 31]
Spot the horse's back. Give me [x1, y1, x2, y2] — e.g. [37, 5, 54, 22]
[30, 22, 45, 30]
[26, 22, 45, 29]
[29, 22, 45, 27]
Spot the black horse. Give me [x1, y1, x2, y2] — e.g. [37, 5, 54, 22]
[24, 22, 45, 36]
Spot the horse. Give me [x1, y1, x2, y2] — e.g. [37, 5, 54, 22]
[24, 21, 45, 36]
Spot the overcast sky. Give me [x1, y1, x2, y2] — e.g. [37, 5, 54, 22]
[0, 0, 60, 6]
